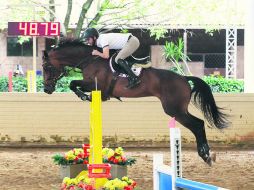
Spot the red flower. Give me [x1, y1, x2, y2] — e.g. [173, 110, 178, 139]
[69, 185, 75, 190]
[113, 158, 119, 164]
[109, 156, 114, 162]
[78, 183, 85, 188]
[122, 157, 127, 162]
[85, 185, 94, 190]
[132, 181, 137, 187]
[60, 183, 67, 190]
[124, 185, 133, 190]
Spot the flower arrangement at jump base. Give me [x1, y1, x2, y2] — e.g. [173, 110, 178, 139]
[102, 147, 136, 166]
[61, 175, 94, 190]
[61, 176, 138, 190]
[53, 147, 136, 166]
[103, 176, 138, 190]
[53, 148, 89, 165]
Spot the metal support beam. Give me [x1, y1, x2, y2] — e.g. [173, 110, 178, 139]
[226, 28, 237, 79]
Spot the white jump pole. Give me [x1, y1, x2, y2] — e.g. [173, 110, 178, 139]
[153, 118, 229, 190]
[169, 118, 182, 190]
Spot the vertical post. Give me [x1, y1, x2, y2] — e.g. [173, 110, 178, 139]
[153, 154, 164, 190]
[32, 36, 37, 92]
[169, 118, 182, 190]
[226, 28, 237, 79]
[89, 90, 107, 188]
[32, 5, 37, 92]
[27, 70, 35, 93]
[244, 0, 254, 92]
[8, 71, 13, 92]
[89, 91, 102, 164]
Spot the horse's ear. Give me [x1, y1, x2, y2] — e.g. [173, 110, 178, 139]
[43, 50, 48, 58]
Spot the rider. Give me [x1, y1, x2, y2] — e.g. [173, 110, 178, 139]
[81, 28, 141, 89]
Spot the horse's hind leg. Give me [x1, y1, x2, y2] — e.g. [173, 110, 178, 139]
[175, 113, 214, 165]
[161, 103, 213, 165]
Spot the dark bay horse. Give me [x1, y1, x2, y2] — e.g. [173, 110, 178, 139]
[42, 38, 229, 166]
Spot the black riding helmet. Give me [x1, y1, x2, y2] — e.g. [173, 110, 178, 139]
[82, 28, 99, 40]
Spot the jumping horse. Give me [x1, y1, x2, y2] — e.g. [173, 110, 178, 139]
[42, 38, 229, 166]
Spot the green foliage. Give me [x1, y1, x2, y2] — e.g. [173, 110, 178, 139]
[149, 26, 168, 40]
[17, 36, 31, 44]
[164, 38, 188, 62]
[52, 154, 85, 165]
[0, 77, 8, 92]
[203, 76, 244, 93]
[64, 67, 83, 78]
[0, 76, 82, 92]
[0, 75, 244, 93]
[103, 157, 136, 166]
[120, 29, 129, 33]
[12, 77, 27, 92]
[164, 38, 190, 75]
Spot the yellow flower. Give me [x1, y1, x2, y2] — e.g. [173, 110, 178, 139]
[70, 178, 78, 185]
[102, 148, 110, 156]
[122, 176, 129, 181]
[121, 181, 128, 188]
[84, 177, 92, 184]
[66, 154, 76, 160]
[73, 148, 83, 155]
[115, 147, 124, 155]
[63, 177, 72, 186]
[63, 177, 71, 184]
[128, 179, 134, 185]
[107, 149, 115, 158]
[77, 175, 85, 183]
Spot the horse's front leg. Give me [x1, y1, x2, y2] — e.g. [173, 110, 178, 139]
[70, 80, 91, 101]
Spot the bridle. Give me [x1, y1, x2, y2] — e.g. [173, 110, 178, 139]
[42, 56, 66, 88]
[42, 53, 92, 87]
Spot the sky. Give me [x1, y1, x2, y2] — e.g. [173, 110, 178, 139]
[0, 0, 247, 30]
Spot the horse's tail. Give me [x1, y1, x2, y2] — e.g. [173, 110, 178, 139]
[185, 76, 229, 129]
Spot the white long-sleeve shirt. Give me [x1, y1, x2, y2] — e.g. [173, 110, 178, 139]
[96, 33, 131, 49]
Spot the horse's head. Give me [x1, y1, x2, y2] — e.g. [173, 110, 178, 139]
[42, 38, 95, 94]
[42, 50, 63, 94]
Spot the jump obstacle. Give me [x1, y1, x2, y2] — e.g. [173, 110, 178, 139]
[77, 90, 111, 189]
[153, 118, 228, 190]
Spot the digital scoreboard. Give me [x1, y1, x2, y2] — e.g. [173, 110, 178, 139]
[8, 22, 60, 36]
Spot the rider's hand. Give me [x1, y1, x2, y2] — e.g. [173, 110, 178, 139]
[92, 50, 100, 56]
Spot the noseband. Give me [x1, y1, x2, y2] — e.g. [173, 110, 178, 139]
[42, 56, 66, 86]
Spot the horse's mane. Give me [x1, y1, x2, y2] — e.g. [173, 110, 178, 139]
[54, 38, 92, 50]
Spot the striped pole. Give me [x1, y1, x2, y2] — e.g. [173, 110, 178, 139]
[8, 71, 13, 92]
[27, 70, 36, 93]
[169, 117, 182, 190]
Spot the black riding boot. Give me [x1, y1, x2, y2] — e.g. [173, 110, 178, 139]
[117, 59, 141, 89]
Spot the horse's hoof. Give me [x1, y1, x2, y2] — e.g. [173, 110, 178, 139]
[206, 156, 212, 166]
[205, 152, 216, 166]
[210, 151, 216, 162]
[81, 96, 88, 101]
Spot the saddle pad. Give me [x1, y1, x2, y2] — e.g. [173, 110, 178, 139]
[109, 57, 142, 77]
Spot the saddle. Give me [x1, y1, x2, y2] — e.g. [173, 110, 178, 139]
[109, 54, 151, 77]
